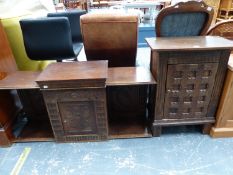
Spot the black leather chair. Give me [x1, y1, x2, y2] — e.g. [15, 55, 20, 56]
[47, 10, 86, 58]
[20, 17, 78, 62]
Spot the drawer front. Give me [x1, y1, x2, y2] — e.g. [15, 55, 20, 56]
[42, 88, 108, 142]
[164, 63, 218, 119]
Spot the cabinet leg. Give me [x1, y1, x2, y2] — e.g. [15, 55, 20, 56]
[152, 126, 162, 137]
[202, 124, 212, 135]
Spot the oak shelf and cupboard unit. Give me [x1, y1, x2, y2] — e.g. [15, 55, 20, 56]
[0, 60, 156, 146]
[146, 36, 233, 136]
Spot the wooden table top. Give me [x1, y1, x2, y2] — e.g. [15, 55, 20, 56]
[146, 36, 233, 51]
[36, 61, 108, 82]
[107, 67, 156, 86]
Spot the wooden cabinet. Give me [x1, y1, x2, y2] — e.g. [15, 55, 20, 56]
[146, 36, 233, 136]
[0, 60, 156, 146]
[210, 56, 233, 137]
[36, 61, 108, 142]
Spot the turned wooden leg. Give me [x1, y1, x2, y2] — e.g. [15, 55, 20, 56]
[152, 126, 162, 137]
[202, 124, 212, 135]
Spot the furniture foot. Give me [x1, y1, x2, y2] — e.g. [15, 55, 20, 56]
[152, 126, 162, 137]
[202, 123, 212, 134]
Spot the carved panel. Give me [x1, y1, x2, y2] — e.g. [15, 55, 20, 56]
[164, 63, 218, 119]
[58, 101, 97, 135]
[42, 88, 108, 142]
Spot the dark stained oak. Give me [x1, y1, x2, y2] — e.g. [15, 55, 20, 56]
[37, 61, 109, 142]
[147, 36, 233, 136]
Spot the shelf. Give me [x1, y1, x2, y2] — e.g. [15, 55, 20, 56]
[13, 118, 54, 142]
[108, 117, 152, 139]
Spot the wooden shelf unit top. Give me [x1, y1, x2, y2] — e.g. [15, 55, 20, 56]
[0, 65, 155, 89]
[0, 71, 40, 89]
[146, 36, 233, 51]
[107, 67, 156, 86]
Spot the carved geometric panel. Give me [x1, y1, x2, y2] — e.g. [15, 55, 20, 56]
[164, 63, 218, 119]
[58, 101, 97, 135]
[42, 88, 108, 142]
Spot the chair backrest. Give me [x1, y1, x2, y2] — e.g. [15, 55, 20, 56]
[20, 17, 75, 61]
[207, 19, 233, 40]
[47, 10, 86, 43]
[80, 13, 138, 67]
[156, 1, 214, 37]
